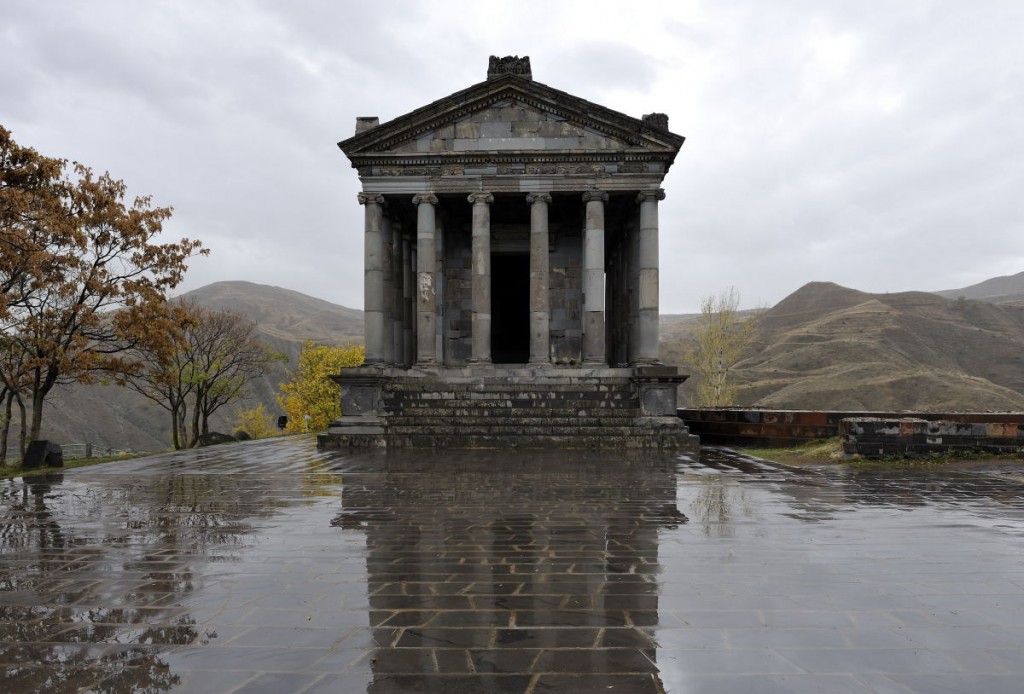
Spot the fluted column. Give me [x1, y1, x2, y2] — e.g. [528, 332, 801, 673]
[468, 192, 494, 363]
[582, 189, 608, 364]
[358, 192, 386, 365]
[636, 189, 665, 364]
[412, 192, 439, 365]
[527, 192, 552, 364]
[381, 216, 395, 365]
[391, 220, 405, 366]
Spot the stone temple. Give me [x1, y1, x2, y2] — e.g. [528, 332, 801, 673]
[319, 56, 698, 450]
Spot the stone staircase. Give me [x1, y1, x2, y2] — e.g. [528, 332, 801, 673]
[322, 368, 699, 450]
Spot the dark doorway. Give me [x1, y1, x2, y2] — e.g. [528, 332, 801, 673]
[491, 253, 530, 363]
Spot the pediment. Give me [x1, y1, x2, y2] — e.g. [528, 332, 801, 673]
[339, 75, 684, 160]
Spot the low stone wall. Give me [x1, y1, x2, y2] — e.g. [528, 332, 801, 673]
[842, 418, 1024, 458]
[679, 408, 1024, 449]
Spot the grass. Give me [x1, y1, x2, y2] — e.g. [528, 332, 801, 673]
[738, 438, 846, 466]
[1, 453, 143, 480]
[738, 437, 1024, 468]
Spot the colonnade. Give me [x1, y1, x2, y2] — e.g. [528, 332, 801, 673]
[358, 189, 665, 368]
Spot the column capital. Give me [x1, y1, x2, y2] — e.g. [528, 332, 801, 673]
[467, 192, 494, 205]
[357, 192, 385, 206]
[411, 192, 438, 206]
[582, 189, 609, 204]
[636, 189, 666, 204]
[526, 192, 552, 205]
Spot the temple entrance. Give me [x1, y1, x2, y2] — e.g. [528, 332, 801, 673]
[491, 252, 530, 363]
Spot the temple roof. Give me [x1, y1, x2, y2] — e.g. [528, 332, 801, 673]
[339, 58, 684, 175]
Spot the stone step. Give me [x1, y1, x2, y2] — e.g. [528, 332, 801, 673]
[385, 399, 638, 411]
[385, 382, 636, 393]
[386, 424, 687, 436]
[385, 423, 647, 434]
[384, 432, 699, 449]
[387, 391, 636, 401]
[386, 416, 642, 427]
[387, 404, 642, 415]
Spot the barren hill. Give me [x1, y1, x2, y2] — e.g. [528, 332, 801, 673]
[27, 282, 364, 453]
[22, 276, 1024, 454]
[722, 282, 1024, 410]
[934, 271, 1024, 304]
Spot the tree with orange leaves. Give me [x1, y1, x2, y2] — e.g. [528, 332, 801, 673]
[0, 125, 206, 453]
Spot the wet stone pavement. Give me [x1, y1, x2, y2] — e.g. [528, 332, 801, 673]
[2, 439, 1024, 693]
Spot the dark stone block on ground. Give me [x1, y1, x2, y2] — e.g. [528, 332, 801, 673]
[23, 440, 64, 469]
[196, 432, 237, 447]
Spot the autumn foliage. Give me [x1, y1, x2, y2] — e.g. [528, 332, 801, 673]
[0, 125, 206, 458]
[278, 341, 364, 433]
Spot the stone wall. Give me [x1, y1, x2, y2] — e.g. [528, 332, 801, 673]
[680, 408, 1024, 452]
[548, 224, 582, 363]
[842, 418, 1024, 458]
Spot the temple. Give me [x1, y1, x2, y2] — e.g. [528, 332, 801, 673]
[319, 56, 698, 449]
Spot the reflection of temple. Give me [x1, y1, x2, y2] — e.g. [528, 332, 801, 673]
[330, 449, 686, 684]
[321, 56, 698, 449]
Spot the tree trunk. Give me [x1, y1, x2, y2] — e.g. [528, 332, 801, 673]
[1, 390, 11, 465]
[17, 395, 27, 457]
[29, 391, 45, 443]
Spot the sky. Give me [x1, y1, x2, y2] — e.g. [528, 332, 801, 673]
[3, 0, 1023, 313]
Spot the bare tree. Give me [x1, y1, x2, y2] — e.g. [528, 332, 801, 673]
[124, 299, 280, 448]
[687, 287, 760, 407]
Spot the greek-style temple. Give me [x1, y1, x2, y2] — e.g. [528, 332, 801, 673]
[319, 56, 698, 449]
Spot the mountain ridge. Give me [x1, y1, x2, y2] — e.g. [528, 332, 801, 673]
[22, 273, 1024, 453]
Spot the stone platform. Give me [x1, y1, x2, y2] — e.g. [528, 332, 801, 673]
[319, 365, 698, 450]
[5, 438, 1024, 692]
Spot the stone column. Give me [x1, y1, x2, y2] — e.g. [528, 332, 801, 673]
[406, 240, 415, 364]
[468, 192, 494, 363]
[412, 192, 439, 365]
[391, 220, 405, 366]
[381, 215, 395, 365]
[636, 189, 665, 364]
[358, 192, 386, 365]
[526, 192, 552, 364]
[582, 189, 608, 365]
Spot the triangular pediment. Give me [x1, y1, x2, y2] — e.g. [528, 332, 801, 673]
[339, 75, 684, 160]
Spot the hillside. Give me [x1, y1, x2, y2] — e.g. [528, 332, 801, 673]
[25, 282, 365, 453]
[935, 271, 1024, 304]
[684, 282, 1024, 411]
[22, 275, 1024, 453]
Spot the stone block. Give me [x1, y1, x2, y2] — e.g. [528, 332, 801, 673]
[512, 122, 542, 136]
[455, 122, 480, 138]
[23, 440, 63, 469]
[544, 137, 582, 149]
[480, 121, 512, 137]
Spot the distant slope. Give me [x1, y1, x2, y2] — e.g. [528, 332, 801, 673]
[180, 281, 364, 349]
[725, 282, 1024, 410]
[29, 282, 365, 453]
[934, 271, 1024, 304]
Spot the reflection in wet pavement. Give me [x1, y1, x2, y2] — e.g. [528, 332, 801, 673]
[2, 438, 1024, 693]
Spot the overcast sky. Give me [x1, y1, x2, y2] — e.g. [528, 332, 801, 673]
[3, 0, 1022, 313]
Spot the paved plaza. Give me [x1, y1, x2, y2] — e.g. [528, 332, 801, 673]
[2, 438, 1024, 693]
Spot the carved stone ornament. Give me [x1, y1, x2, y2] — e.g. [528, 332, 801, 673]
[357, 192, 385, 206]
[411, 193, 438, 206]
[467, 192, 495, 205]
[582, 189, 609, 204]
[642, 113, 670, 130]
[636, 189, 666, 204]
[525, 193, 552, 205]
[487, 55, 533, 81]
